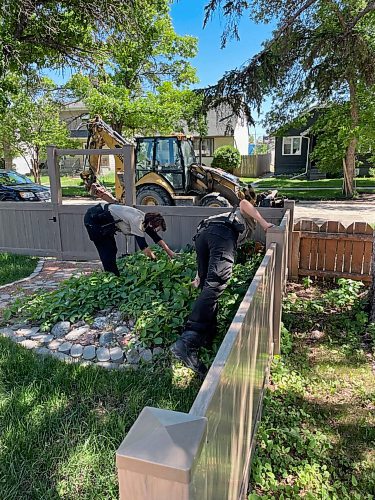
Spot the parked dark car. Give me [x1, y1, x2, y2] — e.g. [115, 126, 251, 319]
[0, 171, 51, 201]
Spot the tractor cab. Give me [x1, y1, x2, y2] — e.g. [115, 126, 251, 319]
[135, 135, 196, 193]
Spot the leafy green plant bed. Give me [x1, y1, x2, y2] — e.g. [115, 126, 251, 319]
[250, 279, 375, 499]
[0, 253, 38, 286]
[5, 248, 263, 350]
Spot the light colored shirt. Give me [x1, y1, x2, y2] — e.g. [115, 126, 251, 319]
[100, 203, 145, 237]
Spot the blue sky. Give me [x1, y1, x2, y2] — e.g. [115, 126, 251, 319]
[171, 1, 275, 137]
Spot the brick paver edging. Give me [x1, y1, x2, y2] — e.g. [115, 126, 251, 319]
[0, 258, 45, 291]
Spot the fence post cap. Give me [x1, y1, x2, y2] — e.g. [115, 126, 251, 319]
[116, 406, 207, 483]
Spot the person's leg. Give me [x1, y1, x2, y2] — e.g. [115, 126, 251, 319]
[171, 225, 236, 376]
[93, 236, 120, 276]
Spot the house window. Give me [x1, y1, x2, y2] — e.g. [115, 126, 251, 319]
[193, 138, 214, 157]
[282, 136, 302, 155]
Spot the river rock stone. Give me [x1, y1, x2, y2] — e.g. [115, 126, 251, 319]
[58, 341, 73, 354]
[51, 321, 71, 338]
[82, 345, 96, 360]
[99, 332, 114, 346]
[71, 344, 84, 358]
[126, 348, 140, 365]
[139, 349, 153, 363]
[110, 347, 123, 362]
[0, 327, 15, 338]
[32, 334, 54, 344]
[97, 347, 110, 362]
[115, 325, 129, 335]
[65, 327, 89, 341]
[16, 326, 40, 337]
[92, 316, 109, 329]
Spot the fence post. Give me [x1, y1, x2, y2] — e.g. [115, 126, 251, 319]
[123, 145, 136, 207]
[47, 146, 62, 205]
[266, 225, 286, 355]
[283, 200, 295, 279]
[116, 407, 207, 500]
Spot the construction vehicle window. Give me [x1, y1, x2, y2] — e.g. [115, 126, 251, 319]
[181, 140, 196, 166]
[155, 139, 180, 170]
[136, 139, 153, 170]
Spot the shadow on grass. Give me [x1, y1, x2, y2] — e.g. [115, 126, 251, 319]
[0, 338, 200, 500]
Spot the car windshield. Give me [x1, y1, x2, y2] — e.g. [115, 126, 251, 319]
[0, 172, 33, 185]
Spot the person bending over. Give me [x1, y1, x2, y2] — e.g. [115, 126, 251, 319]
[170, 199, 274, 377]
[84, 202, 174, 276]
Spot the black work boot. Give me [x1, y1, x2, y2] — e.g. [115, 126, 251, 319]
[170, 337, 207, 378]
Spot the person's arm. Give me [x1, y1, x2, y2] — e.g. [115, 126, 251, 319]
[145, 227, 176, 259]
[239, 199, 274, 232]
[134, 235, 157, 260]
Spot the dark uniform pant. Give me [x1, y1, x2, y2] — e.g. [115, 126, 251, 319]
[84, 206, 120, 276]
[184, 223, 237, 348]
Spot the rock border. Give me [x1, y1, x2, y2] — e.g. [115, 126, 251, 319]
[0, 257, 44, 291]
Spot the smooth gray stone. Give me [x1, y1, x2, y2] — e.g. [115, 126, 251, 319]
[96, 347, 110, 362]
[65, 327, 89, 341]
[51, 321, 71, 338]
[58, 341, 73, 354]
[70, 344, 84, 358]
[82, 345, 96, 360]
[110, 347, 123, 362]
[0, 327, 15, 338]
[0, 293, 11, 300]
[152, 347, 164, 357]
[99, 332, 114, 346]
[31, 334, 54, 344]
[16, 326, 40, 337]
[115, 325, 129, 335]
[139, 348, 153, 363]
[51, 352, 70, 362]
[126, 348, 140, 364]
[48, 339, 63, 350]
[19, 339, 39, 349]
[96, 361, 115, 369]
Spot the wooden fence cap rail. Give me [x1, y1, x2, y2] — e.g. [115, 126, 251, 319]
[294, 219, 374, 235]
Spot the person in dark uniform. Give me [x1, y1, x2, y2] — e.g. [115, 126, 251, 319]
[170, 198, 274, 377]
[84, 202, 175, 276]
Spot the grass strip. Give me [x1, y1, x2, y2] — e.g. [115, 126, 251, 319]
[0, 253, 38, 287]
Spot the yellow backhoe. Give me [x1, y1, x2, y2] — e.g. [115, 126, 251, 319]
[81, 116, 266, 207]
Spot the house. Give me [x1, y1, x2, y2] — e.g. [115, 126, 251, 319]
[274, 108, 372, 178]
[273, 109, 322, 179]
[189, 106, 250, 167]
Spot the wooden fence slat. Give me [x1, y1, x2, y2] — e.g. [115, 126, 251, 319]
[298, 269, 372, 282]
[299, 220, 313, 271]
[298, 232, 372, 242]
[350, 222, 366, 274]
[324, 221, 339, 272]
[342, 223, 355, 273]
[362, 240, 373, 275]
[291, 232, 300, 279]
[335, 223, 347, 273]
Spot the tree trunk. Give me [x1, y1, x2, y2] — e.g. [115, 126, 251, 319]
[343, 78, 359, 197]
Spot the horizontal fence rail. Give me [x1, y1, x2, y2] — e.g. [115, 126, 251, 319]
[291, 220, 374, 282]
[116, 243, 280, 499]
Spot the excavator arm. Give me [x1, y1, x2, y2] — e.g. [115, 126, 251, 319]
[81, 116, 132, 202]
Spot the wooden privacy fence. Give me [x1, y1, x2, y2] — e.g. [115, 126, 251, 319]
[233, 153, 271, 178]
[291, 220, 374, 282]
[116, 209, 290, 498]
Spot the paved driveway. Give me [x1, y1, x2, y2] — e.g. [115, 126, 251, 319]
[294, 199, 375, 225]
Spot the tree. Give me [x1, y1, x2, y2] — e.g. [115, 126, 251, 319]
[66, 0, 203, 136]
[202, 1, 375, 196]
[0, 78, 78, 183]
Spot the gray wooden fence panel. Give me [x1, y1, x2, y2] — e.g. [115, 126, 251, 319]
[0, 202, 59, 256]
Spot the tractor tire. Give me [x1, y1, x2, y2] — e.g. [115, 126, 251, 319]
[136, 185, 173, 206]
[200, 193, 232, 208]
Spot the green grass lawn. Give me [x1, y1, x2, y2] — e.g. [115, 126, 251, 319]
[242, 177, 375, 189]
[0, 253, 38, 286]
[0, 341, 200, 499]
[40, 174, 115, 198]
[250, 280, 375, 499]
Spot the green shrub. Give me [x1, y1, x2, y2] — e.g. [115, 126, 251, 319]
[368, 167, 375, 177]
[211, 145, 241, 173]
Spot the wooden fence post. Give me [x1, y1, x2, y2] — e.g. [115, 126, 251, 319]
[266, 225, 286, 355]
[47, 146, 62, 205]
